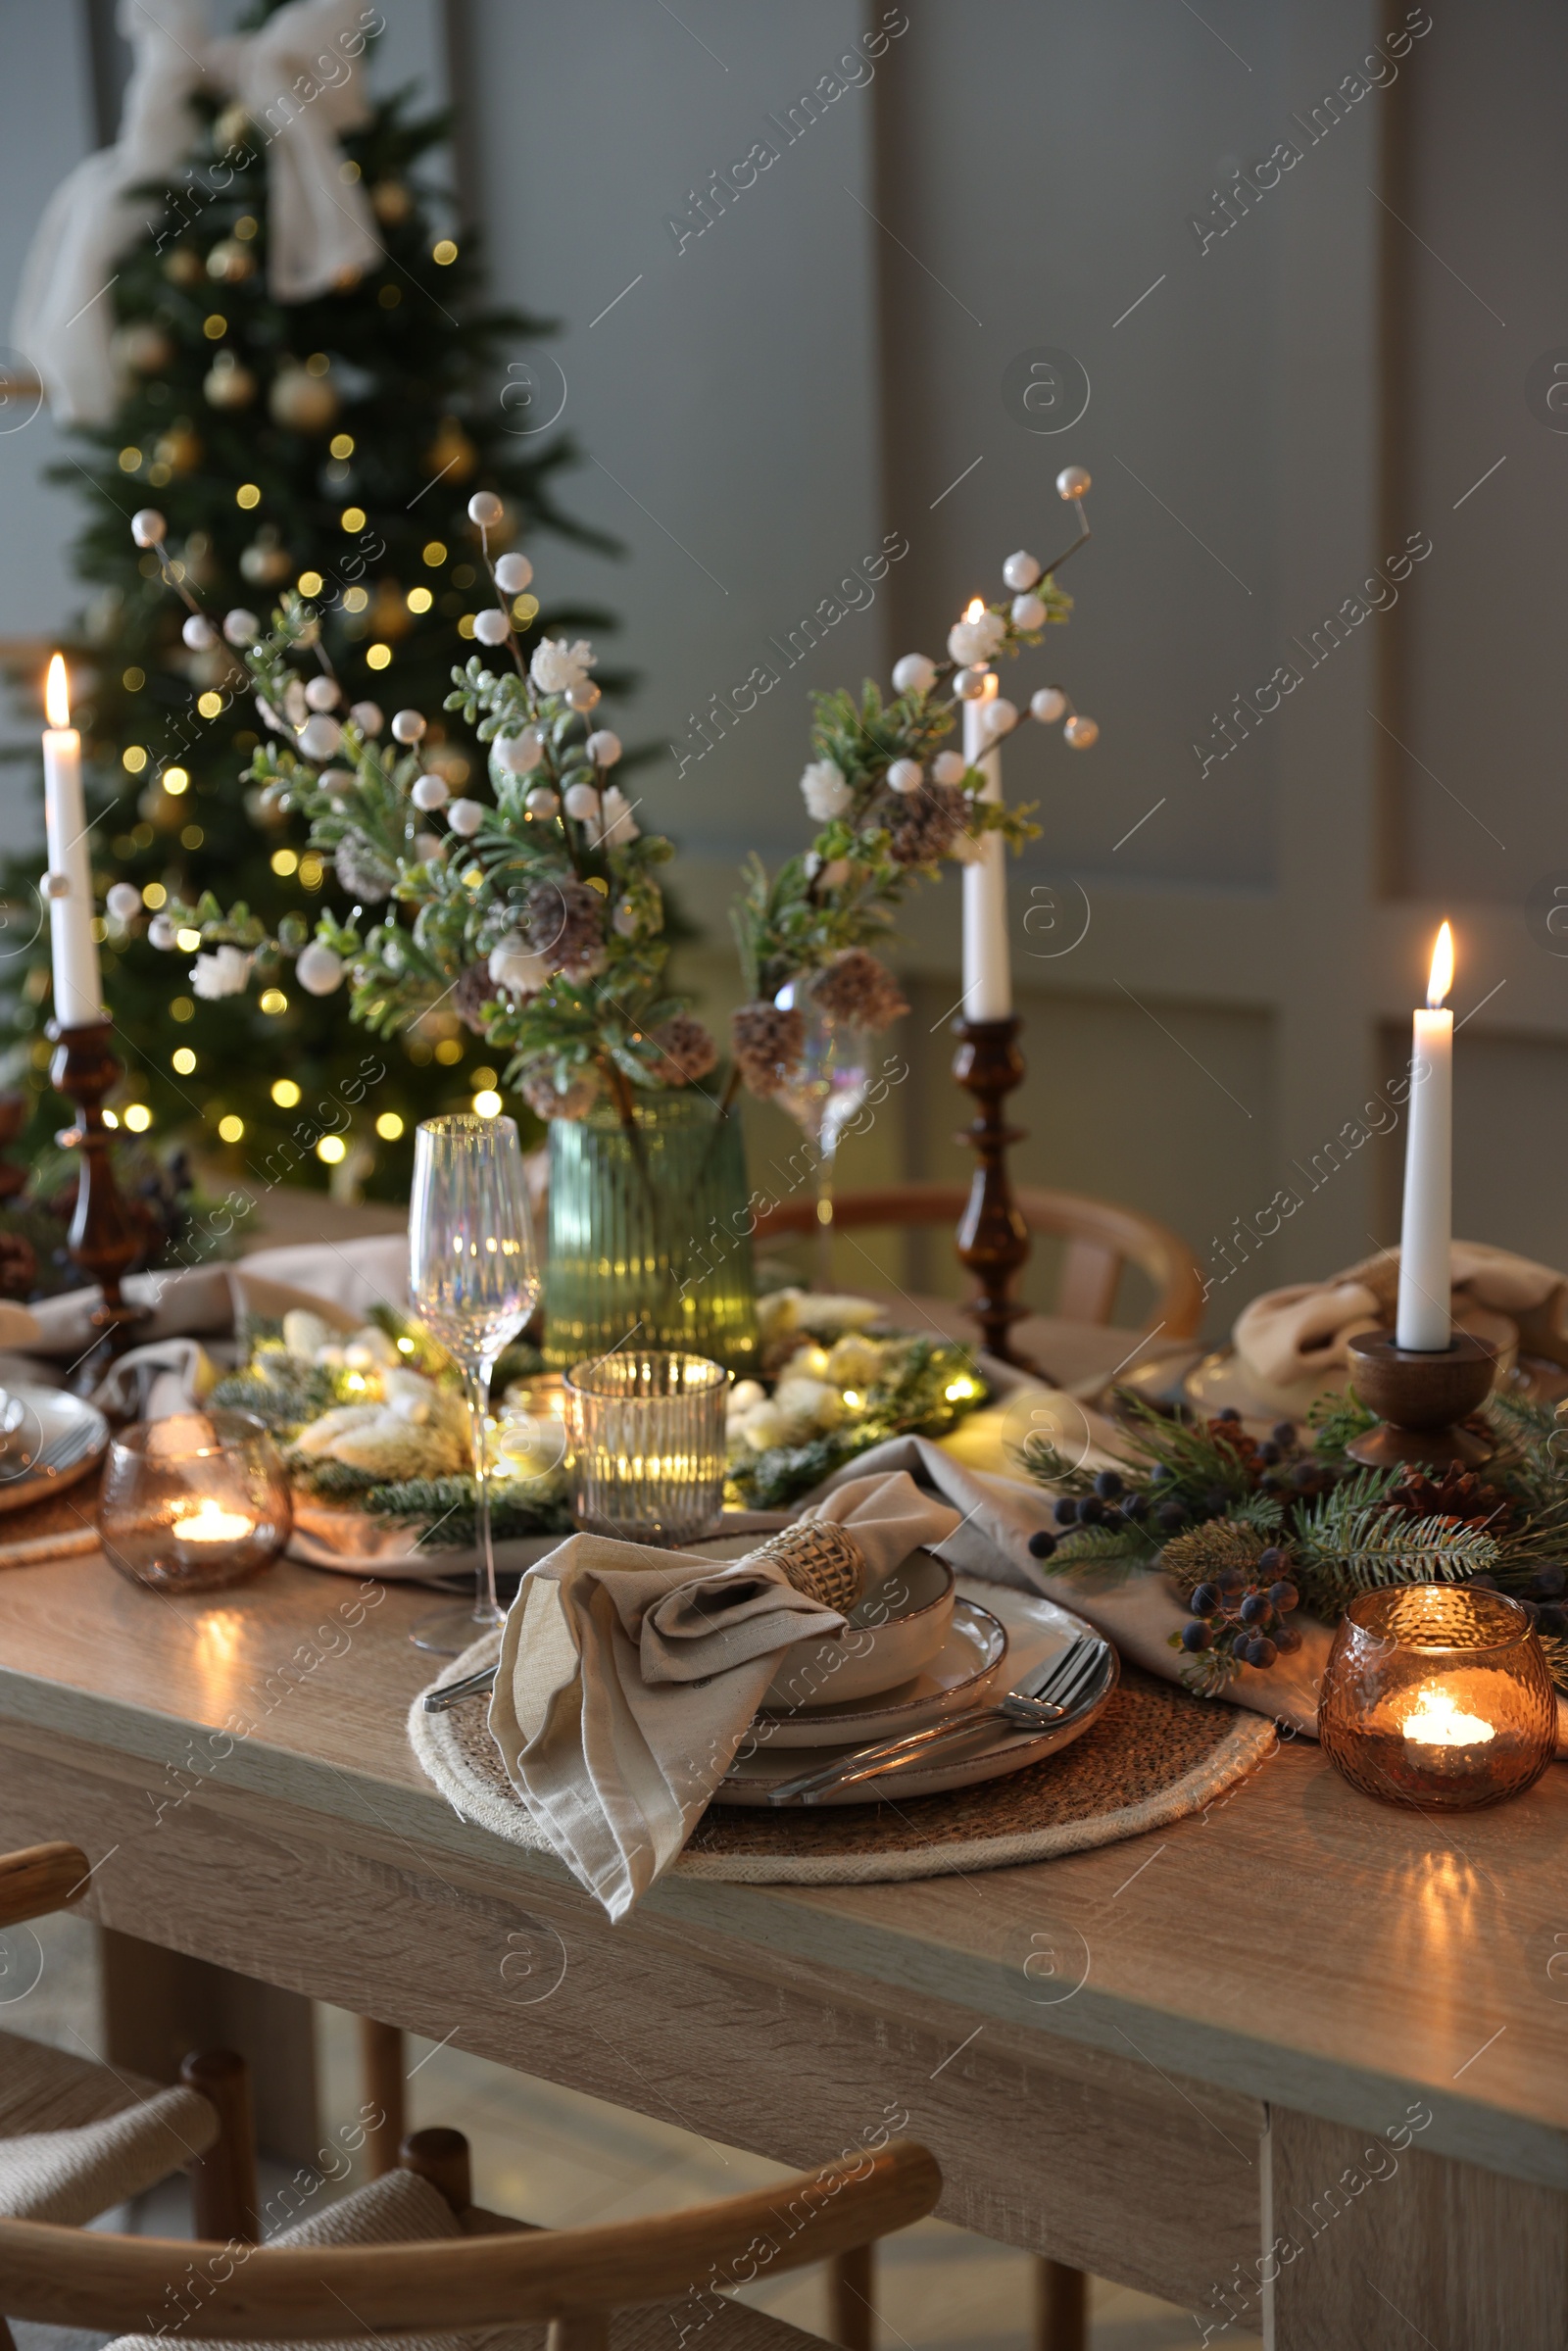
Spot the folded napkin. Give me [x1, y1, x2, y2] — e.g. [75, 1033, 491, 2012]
[487, 1470, 962, 1918]
[1233, 1241, 1568, 1396]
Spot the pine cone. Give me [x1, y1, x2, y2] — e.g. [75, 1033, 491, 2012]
[332, 831, 397, 904]
[809, 950, 908, 1033]
[523, 876, 605, 983]
[648, 1014, 717, 1088]
[520, 1065, 601, 1122]
[453, 962, 496, 1036]
[885, 782, 965, 866]
[1387, 1464, 1511, 1530]
[731, 1001, 806, 1099]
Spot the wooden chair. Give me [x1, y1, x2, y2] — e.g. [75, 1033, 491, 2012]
[751, 1180, 1205, 1341]
[0, 1842, 254, 2242]
[0, 2119, 942, 2351]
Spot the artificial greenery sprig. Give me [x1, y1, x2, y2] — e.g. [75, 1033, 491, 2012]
[726, 483, 1099, 1102]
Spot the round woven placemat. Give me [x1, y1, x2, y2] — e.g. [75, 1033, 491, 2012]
[410, 1646, 1277, 1887]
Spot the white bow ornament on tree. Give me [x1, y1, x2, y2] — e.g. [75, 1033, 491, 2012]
[12, 0, 384, 426]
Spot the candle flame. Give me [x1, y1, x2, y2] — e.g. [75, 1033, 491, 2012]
[1427, 921, 1453, 1010]
[964, 598, 985, 622]
[171, 1495, 256, 1543]
[44, 655, 71, 731]
[1401, 1682, 1494, 1749]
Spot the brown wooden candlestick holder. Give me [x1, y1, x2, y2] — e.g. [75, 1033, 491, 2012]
[952, 1015, 1037, 1371]
[49, 1019, 148, 1389]
[1344, 1328, 1496, 1471]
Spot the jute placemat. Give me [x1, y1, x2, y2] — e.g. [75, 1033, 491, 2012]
[410, 1635, 1276, 1888]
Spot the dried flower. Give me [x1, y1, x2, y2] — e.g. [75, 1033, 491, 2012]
[529, 637, 595, 696]
[885, 781, 966, 866]
[649, 1013, 718, 1087]
[599, 784, 639, 846]
[731, 1001, 806, 1098]
[810, 950, 908, 1033]
[523, 875, 605, 982]
[191, 945, 253, 1001]
[801, 759, 852, 821]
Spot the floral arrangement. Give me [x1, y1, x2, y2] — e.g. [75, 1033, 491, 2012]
[120, 477, 1097, 1132]
[726, 1288, 987, 1508]
[211, 1306, 569, 1545]
[1020, 1388, 1568, 1694]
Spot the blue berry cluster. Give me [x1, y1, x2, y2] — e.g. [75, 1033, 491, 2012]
[1027, 1467, 1148, 1560]
[1181, 1544, 1303, 1669]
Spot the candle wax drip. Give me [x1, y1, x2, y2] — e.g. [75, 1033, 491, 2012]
[1400, 1683, 1494, 1749]
[172, 1497, 256, 1543]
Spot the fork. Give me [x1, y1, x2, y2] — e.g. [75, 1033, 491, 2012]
[761, 1633, 1111, 1805]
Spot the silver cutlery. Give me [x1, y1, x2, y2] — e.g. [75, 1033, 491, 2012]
[422, 1661, 499, 1713]
[760, 1633, 1112, 1805]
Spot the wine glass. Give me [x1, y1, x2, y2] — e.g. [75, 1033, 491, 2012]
[771, 980, 872, 1288]
[409, 1113, 540, 1655]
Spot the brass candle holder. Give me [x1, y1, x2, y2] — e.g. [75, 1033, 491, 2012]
[952, 1015, 1036, 1371]
[1344, 1329, 1496, 1472]
[49, 1018, 148, 1389]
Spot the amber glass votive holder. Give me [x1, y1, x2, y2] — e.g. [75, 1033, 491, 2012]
[1318, 1585, 1557, 1810]
[98, 1409, 292, 1593]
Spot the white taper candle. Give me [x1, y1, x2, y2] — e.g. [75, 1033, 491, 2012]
[960, 673, 1011, 1021]
[41, 656, 103, 1028]
[1395, 922, 1454, 1351]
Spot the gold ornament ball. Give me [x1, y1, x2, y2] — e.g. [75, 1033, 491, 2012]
[163, 248, 204, 288]
[154, 423, 202, 473]
[424, 416, 477, 482]
[269, 366, 339, 433]
[206, 240, 256, 284]
[370, 179, 413, 225]
[204, 354, 257, 410]
[112, 322, 172, 374]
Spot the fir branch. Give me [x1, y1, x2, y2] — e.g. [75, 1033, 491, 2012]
[1306, 1385, 1378, 1461]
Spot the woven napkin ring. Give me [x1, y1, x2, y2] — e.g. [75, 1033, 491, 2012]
[752, 1522, 865, 1613]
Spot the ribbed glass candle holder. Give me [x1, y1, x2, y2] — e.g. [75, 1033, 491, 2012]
[565, 1350, 727, 1546]
[1318, 1585, 1557, 1810]
[545, 1093, 759, 1376]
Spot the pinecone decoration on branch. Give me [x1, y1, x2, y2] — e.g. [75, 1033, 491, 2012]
[809, 950, 908, 1033]
[648, 1014, 718, 1088]
[523, 876, 606, 983]
[1386, 1464, 1512, 1531]
[731, 1002, 806, 1099]
[885, 782, 966, 866]
[453, 962, 496, 1036]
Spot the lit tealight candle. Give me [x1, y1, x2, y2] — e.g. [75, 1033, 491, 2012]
[1400, 1683, 1494, 1750]
[171, 1496, 257, 1544]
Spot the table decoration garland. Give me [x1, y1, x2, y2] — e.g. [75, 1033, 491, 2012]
[1023, 1387, 1568, 1698]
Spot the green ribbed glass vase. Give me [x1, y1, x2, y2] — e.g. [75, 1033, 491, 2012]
[545, 1093, 759, 1374]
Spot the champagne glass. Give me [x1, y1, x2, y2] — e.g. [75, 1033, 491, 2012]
[409, 1113, 540, 1654]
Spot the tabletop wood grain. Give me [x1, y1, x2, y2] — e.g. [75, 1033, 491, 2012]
[0, 1541, 1564, 2198]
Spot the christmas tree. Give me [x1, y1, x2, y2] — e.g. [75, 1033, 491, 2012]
[3, 50, 615, 1207]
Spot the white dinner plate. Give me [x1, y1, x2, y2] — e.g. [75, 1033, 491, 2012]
[714, 1581, 1116, 1805]
[0, 1384, 108, 1515]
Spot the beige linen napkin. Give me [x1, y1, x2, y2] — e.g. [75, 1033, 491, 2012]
[486, 1471, 963, 1919]
[1233, 1241, 1568, 1394]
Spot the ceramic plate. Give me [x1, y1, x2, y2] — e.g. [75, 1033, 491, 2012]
[714, 1582, 1116, 1805]
[0, 1384, 108, 1515]
[750, 1597, 1007, 1747]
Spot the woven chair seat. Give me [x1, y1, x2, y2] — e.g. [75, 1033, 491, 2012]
[108, 2166, 834, 2351]
[0, 2026, 218, 2229]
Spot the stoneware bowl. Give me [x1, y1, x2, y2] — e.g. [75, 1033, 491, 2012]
[762, 1545, 957, 1711]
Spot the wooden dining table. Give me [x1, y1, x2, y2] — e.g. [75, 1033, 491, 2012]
[1, 1310, 1566, 2348]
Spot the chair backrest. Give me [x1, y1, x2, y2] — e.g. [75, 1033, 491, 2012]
[0, 2138, 943, 2341]
[0, 1842, 88, 1930]
[751, 1181, 1204, 1339]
